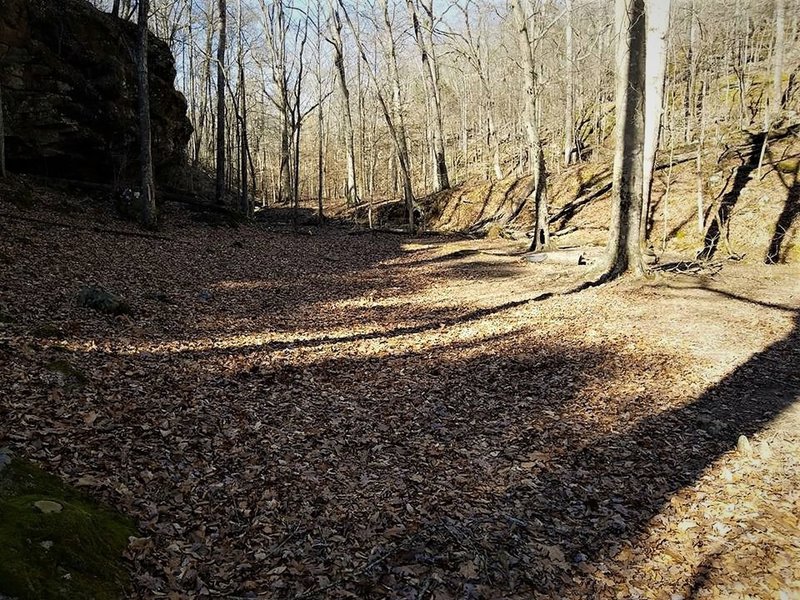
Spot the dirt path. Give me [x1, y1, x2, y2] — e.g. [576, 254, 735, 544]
[1, 202, 798, 599]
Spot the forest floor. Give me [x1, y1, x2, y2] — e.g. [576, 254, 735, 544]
[1, 192, 799, 599]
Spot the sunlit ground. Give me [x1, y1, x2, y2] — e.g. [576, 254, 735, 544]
[1, 201, 798, 598]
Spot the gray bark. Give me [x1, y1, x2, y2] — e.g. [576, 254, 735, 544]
[215, 0, 227, 204]
[137, 0, 157, 229]
[641, 0, 671, 239]
[406, 0, 450, 191]
[512, 0, 550, 251]
[328, 5, 359, 207]
[606, 0, 647, 277]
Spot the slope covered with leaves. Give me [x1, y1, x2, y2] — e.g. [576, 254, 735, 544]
[1, 182, 799, 599]
[423, 131, 800, 266]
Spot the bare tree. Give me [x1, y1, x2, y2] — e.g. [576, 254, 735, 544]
[327, 3, 359, 207]
[449, 1, 503, 180]
[511, 0, 551, 251]
[757, 0, 786, 174]
[340, 0, 416, 227]
[379, 0, 416, 223]
[137, 0, 158, 229]
[215, 0, 227, 204]
[606, 0, 646, 278]
[641, 0, 671, 239]
[563, 0, 576, 166]
[406, 0, 450, 191]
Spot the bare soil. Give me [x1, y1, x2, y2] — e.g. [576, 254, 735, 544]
[1, 191, 798, 599]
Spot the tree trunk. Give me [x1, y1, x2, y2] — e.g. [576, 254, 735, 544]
[328, 6, 359, 207]
[564, 0, 576, 166]
[685, 0, 699, 143]
[381, 0, 415, 227]
[406, 0, 449, 192]
[512, 0, 550, 252]
[316, 8, 325, 222]
[606, 0, 647, 278]
[641, 0, 671, 240]
[237, 0, 249, 217]
[215, 0, 227, 205]
[137, 0, 157, 229]
[757, 0, 786, 175]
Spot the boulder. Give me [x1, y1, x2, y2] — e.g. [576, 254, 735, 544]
[0, 0, 192, 184]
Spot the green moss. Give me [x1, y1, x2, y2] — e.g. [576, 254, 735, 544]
[46, 359, 88, 386]
[0, 457, 136, 600]
[31, 323, 65, 339]
[776, 158, 799, 174]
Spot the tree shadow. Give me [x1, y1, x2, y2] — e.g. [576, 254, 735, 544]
[366, 288, 800, 597]
[697, 132, 766, 261]
[766, 159, 800, 264]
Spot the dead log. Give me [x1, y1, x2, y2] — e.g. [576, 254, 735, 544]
[522, 248, 588, 265]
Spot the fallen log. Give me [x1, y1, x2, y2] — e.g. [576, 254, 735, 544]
[522, 248, 588, 266]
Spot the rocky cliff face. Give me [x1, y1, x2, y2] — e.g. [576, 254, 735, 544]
[0, 0, 192, 183]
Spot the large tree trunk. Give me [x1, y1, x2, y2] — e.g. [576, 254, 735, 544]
[641, 0, 672, 240]
[329, 6, 359, 207]
[215, 0, 227, 205]
[406, 0, 449, 192]
[606, 0, 647, 278]
[512, 0, 550, 252]
[137, 0, 157, 229]
[237, 0, 249, 218]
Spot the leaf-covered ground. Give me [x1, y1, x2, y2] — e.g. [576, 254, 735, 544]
[1, 192, 799, 599]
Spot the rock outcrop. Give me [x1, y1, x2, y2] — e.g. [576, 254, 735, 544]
[0, 0, 192, 183]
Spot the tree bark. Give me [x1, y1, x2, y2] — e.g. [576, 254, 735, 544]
[137, 0, 157, 229]
[237, 0, 249, 217]
[215, 0, 227, 205]
[606, 0, 647, 278]
[512, 0, 550, 251]
[757, 0, 786, 175]
[328, 5, 359, 207]
[641, 0, 671, 240]
[381, 0, 415, 226]
[406, 0, 449, 192]
[564, 0, 576, 166]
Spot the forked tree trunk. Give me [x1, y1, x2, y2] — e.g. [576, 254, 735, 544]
[137, 0, 157, 229]
[215, 0, 227, 205]
[606, 0, 647, 278]
[641, 0, 671, 240]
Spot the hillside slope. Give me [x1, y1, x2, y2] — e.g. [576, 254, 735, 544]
[421, 128, 800, 265]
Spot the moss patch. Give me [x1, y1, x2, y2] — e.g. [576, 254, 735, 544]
[45, 359, 88, 387]
[0, 456, 136, 600]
